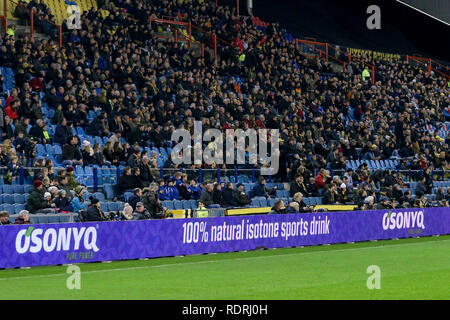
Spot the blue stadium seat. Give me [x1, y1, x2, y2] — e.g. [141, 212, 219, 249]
[103, 184, 115, 200]
[124, 192, 133, 202]
[3, 204, 14, 215]
[14, 204, 26, 214]
[108, 202, 120, 212]
[164, 201, 175, 211]
[13, 185, 25, 194]
[14, 194, 25, 204]
[173, 200, 183, 210]
[267, 198, 276, 207]
[2, 185, 14, 194]
[189, 200, 198, 209]
[93, 192, 105, 202]
[3, 194, 15, 204]
[251, 198, 260, 207]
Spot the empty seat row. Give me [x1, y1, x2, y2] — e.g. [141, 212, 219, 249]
[0, 194, 29, 204]
[0, 185, 33, 194]
[1, 203, 26, 214]
[8, 215, 72, 224]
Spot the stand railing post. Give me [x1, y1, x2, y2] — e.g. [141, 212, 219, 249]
[30, 11, 34, 38]
[428, 58, 432, 75]
[201, 43, 204, 57]
[58, 25, 62, 48]
[237, 0, 239, 17]
[19, 167, 24, 185]
[325, 43, 328, 62]
[213, 33, 217, 65]
[188, 22, 191, 49]
[93, 167, 98, 193]
[174, 28, 178, 43]
[371, 65, 375, 84]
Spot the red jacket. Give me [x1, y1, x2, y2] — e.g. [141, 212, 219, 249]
[30, 77, 44, 92]
[5, 106, 18, 120]
[315, 173, 326, 190]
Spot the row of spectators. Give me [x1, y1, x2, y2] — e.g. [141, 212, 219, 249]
[0, 0, 448, 214]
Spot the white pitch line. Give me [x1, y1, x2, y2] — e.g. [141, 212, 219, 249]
[0, 239, 449, 282]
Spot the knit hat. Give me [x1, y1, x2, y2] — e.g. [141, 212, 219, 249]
[74, 186, 84, 195]
[33, 180, 42, 188]
[44, 192, 51, 198]
[66, 166, 74, 173]
[48, 186, 58, 194]
[90, 196, 99, 205]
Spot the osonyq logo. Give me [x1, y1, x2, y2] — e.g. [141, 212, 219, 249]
[15, 226, 99, 254]
[382, 210, 425, 231]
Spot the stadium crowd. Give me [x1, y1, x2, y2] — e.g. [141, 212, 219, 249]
[0, 0, 449, 223]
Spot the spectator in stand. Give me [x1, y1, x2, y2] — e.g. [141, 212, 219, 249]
[128, 188, 143, 210]
[142, 183, 165, 219]
[62, 136, 83, 166]
[54, 118, 72, 145]
[234, 183, 251, 207]
[70, 186, 88, 213]
[223, 182, 238, 207]
[26, 180, 49, 213]
[15, 210, 31, 225]
[117, 166, 135, 195]
[0, 211, 11, 225]
[269, 200, 287, 215]
[53, 190, 71, 212]
[132, 202, 152, 220]
[315, 168, 327, 191]
[188, 179, 202, 200]
[200, 183, 219, 208]
[292, 192, 312, 213]
[249, 176, 277, 198]
[290, 175, 309, 197]
[323, 183, 339, 205]
[84, 197, 106, 222]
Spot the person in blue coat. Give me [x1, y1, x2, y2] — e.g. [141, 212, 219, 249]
[70, 186, 88, 213]
[188, 179, 202, 200]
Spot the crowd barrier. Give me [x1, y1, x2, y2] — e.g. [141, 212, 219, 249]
[0, 207, 449, 268]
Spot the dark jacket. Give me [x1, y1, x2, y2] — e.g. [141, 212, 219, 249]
[235, 190, 251, 207]
[54, 196, 71, 211]
[26, 187, 48, 213]
[54, 125, 72, 144]
[290, 181, 308, 197]
[84, 205, 106, 222]
[223, 187, 238, 207]
[14, 217, 31, 224]
[128, 194, 141, 210]
[62, 143, 82, 161]
[142, 190, 164, 219]
[117, 173, 135, 194]
[200, 189, 215, 206]
[213, 187, 226, 207]
[249, 182, 268, 198]
[322, 189, 337, 205]
[132, 209, 152, 220]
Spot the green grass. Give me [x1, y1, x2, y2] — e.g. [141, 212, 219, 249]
[1, 235, 449, 299]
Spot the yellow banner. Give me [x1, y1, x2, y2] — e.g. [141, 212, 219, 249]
[345, 48, 402, 61]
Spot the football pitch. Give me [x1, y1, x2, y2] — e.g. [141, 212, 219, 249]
[1, 235, 449, 300]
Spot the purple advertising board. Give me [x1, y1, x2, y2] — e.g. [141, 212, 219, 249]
[0, 207, 449, 268]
